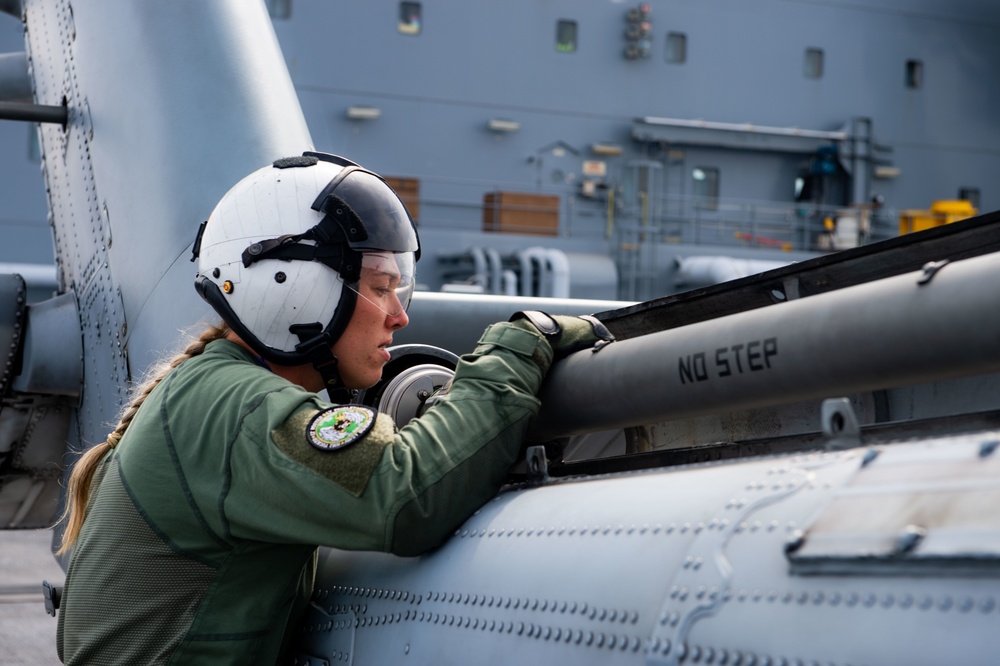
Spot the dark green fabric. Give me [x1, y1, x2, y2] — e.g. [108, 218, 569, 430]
[57, 325, 551, 663]
[271, 407, 395, 497]
[57, 457, 217, 665]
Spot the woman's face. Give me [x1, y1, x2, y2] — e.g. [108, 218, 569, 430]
[330, 254, 411, 390]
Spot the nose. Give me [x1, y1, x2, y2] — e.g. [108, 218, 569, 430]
[388, 307, 408, 330]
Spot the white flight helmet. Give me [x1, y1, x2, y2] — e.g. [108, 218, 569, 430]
[193, 152, 419, 392]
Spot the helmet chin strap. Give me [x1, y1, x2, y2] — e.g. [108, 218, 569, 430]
[289, 323, 357, 404]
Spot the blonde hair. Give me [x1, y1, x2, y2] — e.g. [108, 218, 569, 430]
[56, 323, 231, 555]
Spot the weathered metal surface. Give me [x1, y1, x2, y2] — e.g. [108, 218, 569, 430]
[294, 430, 1000, 665]
[790, 432, 1000, 575]
[533, 251, 1000, 440]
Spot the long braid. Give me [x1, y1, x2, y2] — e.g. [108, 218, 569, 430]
[56, 323, 231, 555]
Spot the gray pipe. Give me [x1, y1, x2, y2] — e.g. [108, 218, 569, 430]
[517, 250, 535, 297]
[485, 247, 503, 295]
[0, 101, 66, 124]
[531, 252, 1000, 439]
[468, 246, 487, 290]
[523, 247, 550, 297]
[398, 291, 633, 355]
[0, 52, 31, 101]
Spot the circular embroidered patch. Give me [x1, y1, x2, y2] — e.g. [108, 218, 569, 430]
[306, 405, 377, 451]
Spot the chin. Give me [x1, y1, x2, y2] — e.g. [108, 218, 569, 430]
[348, 372, 383, 392]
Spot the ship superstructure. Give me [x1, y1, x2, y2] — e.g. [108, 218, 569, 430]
[2, 0, 999, 301]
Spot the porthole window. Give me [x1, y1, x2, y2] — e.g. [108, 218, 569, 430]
[398, 2, 422, 35]
[666, 32, 687, 63]
[804, 48, 824, 79]
[557, 20, 577, 53]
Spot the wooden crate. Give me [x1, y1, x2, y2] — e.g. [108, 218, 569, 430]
[483, 191, 559, 236]
[384, 177, 420, 223]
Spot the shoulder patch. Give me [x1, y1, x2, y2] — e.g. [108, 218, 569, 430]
[306, 405, 377, 451]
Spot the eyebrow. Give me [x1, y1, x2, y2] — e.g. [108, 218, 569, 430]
[364, 267, 402, 284]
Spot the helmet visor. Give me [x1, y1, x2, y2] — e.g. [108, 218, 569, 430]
[331, 170, 419, 254]
[347, 251, 416, 316]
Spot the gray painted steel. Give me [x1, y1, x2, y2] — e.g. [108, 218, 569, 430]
[0, 51, 30, 100]
[22, 0, 312, 449]
[396, 291, 634, 355]
[532, 251, 1000, 439]
[293, 430, 1000, 665]
[2, 3, 1000, 664]
[11, 291, 80, 396]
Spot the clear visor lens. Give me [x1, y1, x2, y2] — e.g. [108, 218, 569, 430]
[347, 252, 416, 316]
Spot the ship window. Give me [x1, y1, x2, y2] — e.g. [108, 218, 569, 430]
[398, 2, 422, 35]
[265, 0, 291, 20]
[804, 48, 824, 79]
[906, 59, 923, 89]
[556, 20, 577, 52]
[692, 167, 719, 210]
[666, 32, 687, 63]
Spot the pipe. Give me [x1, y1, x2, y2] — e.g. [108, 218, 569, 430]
[397, 291, 634, 356]
[0, 52, 31, 101]
[546, 248, 571, 299]
[521, 247, 550, 297]
[675, 255, 792, 286]
[0, 263, 58, 289]
[517, 251, 535, 297]
[484, 247, 503, 295]
[0, 101, 66, 124]
[501, 269, 518, 297]
[468, 246, 488, 290]
[531, 252, 1000, 439]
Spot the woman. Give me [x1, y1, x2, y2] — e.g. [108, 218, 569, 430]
[54, 153, 610, 664]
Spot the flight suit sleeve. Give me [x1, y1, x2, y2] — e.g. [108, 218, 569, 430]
[223, 320, 553, 556]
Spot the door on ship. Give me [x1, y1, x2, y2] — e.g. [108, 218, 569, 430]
[618, 160, 662, 299]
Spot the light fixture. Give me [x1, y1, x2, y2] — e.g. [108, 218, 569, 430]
[487, 118, 521, 133]
[591, 143, 623, 156]
[874, 165, 901, 179]
[346, 106, 382, 120]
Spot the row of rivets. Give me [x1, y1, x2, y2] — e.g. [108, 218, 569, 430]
[411, 612, 644, 651]
[455, 521, 745, 539]
[647, 638, 844, 666]
[318, 586, 418, 604]
[291, 652, 345, 664]
[422, 591, 639, 624]
[743, 481, 801, 493]
[711, 586, 997, 614]
[313, 604, 366, 617]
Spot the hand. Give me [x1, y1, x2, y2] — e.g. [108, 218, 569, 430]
[509, 310, 615, 360]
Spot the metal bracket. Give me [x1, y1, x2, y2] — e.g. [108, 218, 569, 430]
[524, 445, 550, 483]
[917, 259, 949, 286]
[822, 397, 861, 450]
[42, 580, 61, 617]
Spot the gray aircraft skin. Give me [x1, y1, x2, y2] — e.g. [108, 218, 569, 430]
[1, 1, 1000, 664]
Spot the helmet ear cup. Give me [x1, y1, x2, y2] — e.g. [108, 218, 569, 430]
[195, 159, 352, 363]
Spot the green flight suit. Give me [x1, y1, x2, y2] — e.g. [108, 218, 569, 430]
[57, 321, 552, 665]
